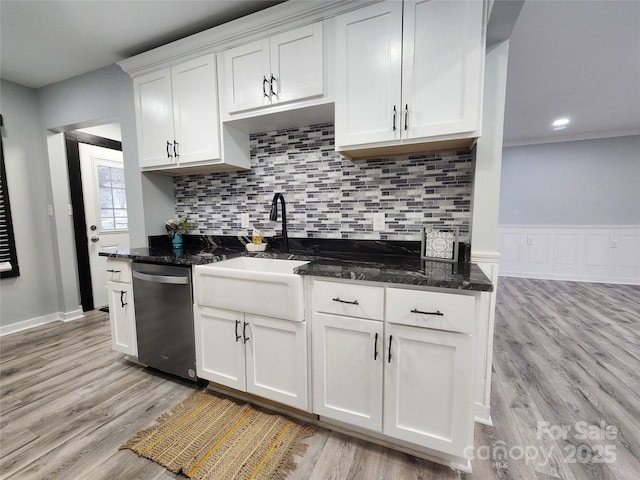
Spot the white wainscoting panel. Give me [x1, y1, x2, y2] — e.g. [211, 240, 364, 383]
[498, 225, 640, 285]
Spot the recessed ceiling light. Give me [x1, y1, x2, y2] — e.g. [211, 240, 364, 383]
[552, 117, 570, 127]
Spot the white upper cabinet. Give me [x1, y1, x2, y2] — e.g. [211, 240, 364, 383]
[171, 56, 221, 165]
[335, 2, 403, 146]
[222, 39, 271, 113]
[335, 0, 484, 155]
[221, 22, 324, 116]
[133, 53, 223, 171]
[134, 69, 174, 168]
[401, 0, 484, 139]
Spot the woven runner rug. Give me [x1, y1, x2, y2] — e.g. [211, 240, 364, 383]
[121, 390, 315, 480]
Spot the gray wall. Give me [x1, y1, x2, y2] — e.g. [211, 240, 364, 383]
[1, 65, 175, 328]
[0, 80, 60, 326]
[37, 63, 175, 248]
[499, 135, 640, 225]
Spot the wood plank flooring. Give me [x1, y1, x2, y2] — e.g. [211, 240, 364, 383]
[1, 277, 638, 480]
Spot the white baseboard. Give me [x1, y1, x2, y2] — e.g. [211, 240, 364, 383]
[61, 308, 84, 322]
[0, 308, 86, 337]
[498, 225, 640, 285]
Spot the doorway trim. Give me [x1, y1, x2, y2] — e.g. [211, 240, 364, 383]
[65, 131, 122, 312]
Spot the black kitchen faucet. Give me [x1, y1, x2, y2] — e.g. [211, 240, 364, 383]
[269, 193, 289, 253]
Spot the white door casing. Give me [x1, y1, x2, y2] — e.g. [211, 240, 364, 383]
[79, 143, 130, 308]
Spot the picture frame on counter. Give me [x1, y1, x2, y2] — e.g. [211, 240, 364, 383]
[421, 226, 459, 264]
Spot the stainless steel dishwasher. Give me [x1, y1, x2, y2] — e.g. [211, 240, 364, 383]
[132, 262, 197, 381]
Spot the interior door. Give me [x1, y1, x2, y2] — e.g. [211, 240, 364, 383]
[79, 143, 130, 308]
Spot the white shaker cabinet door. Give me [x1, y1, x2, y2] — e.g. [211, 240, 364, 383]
[222, 39, 271, 114]
[335, 1, 403, 147]
[270, 23, 324, 105]
[312, 313, 384, 432]
[194, 306, 246, 391]
[171, 54, 221, 165]
[133, 69, 175, 168]
[107, 281, 137, 356]
[245, 315, 308, 410]
[401, 0, 484, 139]
[383, 323, 474, 458]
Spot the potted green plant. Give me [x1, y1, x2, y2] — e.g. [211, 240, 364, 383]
[165, 215, 192, 248]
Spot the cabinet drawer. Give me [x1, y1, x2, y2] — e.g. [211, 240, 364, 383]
[106, 260, 132, 284]
[386, 288, 474, 334]
[312, 280, 384, 321]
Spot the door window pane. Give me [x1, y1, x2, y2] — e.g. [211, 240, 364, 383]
[97, 164, 128, 231]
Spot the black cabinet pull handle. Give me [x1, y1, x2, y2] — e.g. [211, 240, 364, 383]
[392, 105, 397, 131]
[106, 269, 121, 273]
[173, 141, 179, 158]
[332, 297, 359, 305]
[243, 321, 250, 344]
[235, 320, 241, 342]
[270, 74, 277, 97]
[263, 76, 269, 98]
[411, 308, 444, 316]
[404, 104, 408, 131]
[388, 335, 393, 363]
[120, 290, 127, 308]
[166, 141, 173, 158]
[374, 332, 378, 360]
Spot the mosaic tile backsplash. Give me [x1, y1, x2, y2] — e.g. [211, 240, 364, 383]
[174, 123, 473, 241]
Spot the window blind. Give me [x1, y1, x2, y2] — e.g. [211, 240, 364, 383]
[0, 114, 19, 278]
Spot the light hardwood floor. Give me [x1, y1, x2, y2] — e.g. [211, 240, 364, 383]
[1, 278, 638, 480]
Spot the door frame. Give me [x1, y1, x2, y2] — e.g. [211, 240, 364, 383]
[65, 131, 122, 311]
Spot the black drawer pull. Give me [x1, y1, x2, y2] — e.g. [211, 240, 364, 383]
[411, 308, 444, 316]
[235, 320, 241, 342]
[243, 321, 250, 344]
[404, 104, 408, 130]
[374, 332, 379, 360]
[392, 105, 397, 131]
[107, 269, 121, 273]
[332, 297, 359, 305]
[388, 335, 393, 363]
[120, 290, 127, 308]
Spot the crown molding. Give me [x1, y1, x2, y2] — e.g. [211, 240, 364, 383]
[118, 0, 380, 77]
[502, 129, 640, 148]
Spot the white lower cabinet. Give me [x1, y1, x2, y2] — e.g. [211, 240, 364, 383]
[312, 313, 383, 431]
[107, 281, 137, 356]
[384, 323, 473, 457]
[194, 305, 308, 410]
[311, 279, 476, 461]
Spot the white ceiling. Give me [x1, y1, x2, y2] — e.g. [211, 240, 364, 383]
[0, 0, 282, 88]
[503, 0, 640, 146]
[1, 0, 639, 146]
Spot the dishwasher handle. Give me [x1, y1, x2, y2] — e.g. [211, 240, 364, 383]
[133, 270, 189, 285]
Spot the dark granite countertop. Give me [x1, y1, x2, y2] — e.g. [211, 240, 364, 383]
[100, 236, 493, 292]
